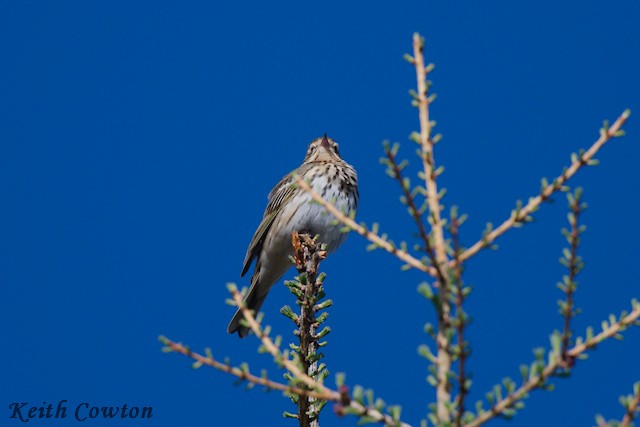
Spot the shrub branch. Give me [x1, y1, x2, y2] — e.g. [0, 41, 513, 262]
[456, 109, 630, 265]
[291, 231, 327, 426]
[620, 383, 640, 427]
[450, 209, 470, 427]
[383, 144, 446, 283]
[412, 32, 452, 423]
[559, 188, 586, 366]
[159, 336, 332, 400]
[464, 302, 640, 427]
[162, 278, 412, 427]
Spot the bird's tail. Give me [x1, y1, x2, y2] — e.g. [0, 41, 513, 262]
[227, 279, 267, 338]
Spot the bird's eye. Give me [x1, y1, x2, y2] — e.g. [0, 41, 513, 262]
[333, 144, 340, 155]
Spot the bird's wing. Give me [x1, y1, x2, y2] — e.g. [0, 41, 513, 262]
[240, 169, 303, 277]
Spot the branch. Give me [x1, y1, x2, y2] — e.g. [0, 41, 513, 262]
[291, 232, 327, 426]
[594, 381, 640, 427]
[411, 33, 448, 270]
[559, 188, 586, 365]
[233, 286, 413, 427]
[464, 301, 640, 427]
[450, 209, 470, 427]
[294, 176, 437, 276]
[411, 32, 452, 423]
[159, 336, 333, 401]
[161, 334, 413, 427]
[335, 403, 413, 427]
[621, 382, 640, 427]
[229, 286, 332, 395]
[383, 143, 445, 283]
[568, 306, 640, 355]
[457, 109, 630, 265]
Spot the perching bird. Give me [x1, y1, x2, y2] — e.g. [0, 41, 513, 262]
[228, 135, 358, 337]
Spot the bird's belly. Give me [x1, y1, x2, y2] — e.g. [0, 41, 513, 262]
[271, 182, 355, 255]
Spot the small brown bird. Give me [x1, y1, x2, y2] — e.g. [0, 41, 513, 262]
[228, 135, 358, 337]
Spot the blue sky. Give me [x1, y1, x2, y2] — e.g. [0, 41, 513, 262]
[2, 2, 639, 426]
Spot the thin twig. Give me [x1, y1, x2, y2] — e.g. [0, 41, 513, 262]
[159, 337, 333, 401]
[161, 334, 413, 427]
[231, 288, 331, 394]
[334, 401, 413, 427]
[463, 303, 640, 427]
[294, 176, 437, 276]
[450, 212, 469, 427]
[411, 33, 448, 269]
[412, 32, 452, 423]
[232, 287, 414, 427]
[384, 145, 445, 283]
[456, 109, 630, 265]
[292, 232, 325, 426]
[567, 309, 640, 355]
[560, 191, 584, 365]
[621, 384, 640, 427]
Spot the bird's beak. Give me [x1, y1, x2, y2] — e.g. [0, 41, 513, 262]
[321, 133, 330, 148]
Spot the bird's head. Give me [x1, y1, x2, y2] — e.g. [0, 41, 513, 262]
[303, 134, 342, 163]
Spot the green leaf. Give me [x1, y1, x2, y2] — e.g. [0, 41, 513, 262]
[316, 326, 331, 339]
[316, 312, 329, 324]
[427, 375, 437, 387]
[335, 372, 346, 387]
[353, 385, 364, 403]
[356, 416, 378, 425]
[418, 282, 434, 300]
[418, 344, 437, 362]
[388, 405, 402, 421]
[403, 53, 415, 64]
[533, 347, 545, 361]
[279, 305, 298, 321]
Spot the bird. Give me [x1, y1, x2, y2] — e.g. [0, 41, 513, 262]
[228, 134, 359, 338]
